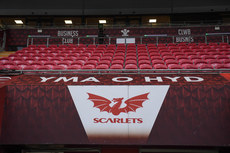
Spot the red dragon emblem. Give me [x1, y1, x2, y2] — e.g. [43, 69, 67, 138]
[87, 93, 149, 115]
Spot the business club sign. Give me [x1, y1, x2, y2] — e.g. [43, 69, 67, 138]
[68, 85, 169, 142]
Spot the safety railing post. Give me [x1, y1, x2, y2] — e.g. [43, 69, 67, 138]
[156, 37, 158, 46]
[47, 38, 49, 47]
[27, 38, 29, 47]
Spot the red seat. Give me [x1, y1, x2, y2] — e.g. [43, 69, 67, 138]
[203, 55, 216, 60]
[165, 60, 179, 66]
[30, 62, 43, 69]
[101, 56, 113, 61]
[125, 64, 138, 69]
[199, 64, 213, 69]
[71, 61, 85, 66]
[193, 59, 208, 66]
[17, 62, 30, 69]
[67, 65, 81, 70]
[96, 64, 109, 69]
[98, 60, 111, 66]
[57, 62, 69, 68]
[167, 64, 182, 69]
[138, 59, 151, 65]
[82, 64, 96, 69]
[52, 65, 66, 70]
[139, 64, 152, 69]
[223, 59, 230, 64]
[88, 56, 100, 62]
[0, 58, 10, 64]
[181, 64, 198, 69]
[85, 60, 98, 67]
[113, 56, 125, 61]
[111, 60, 124, 66]
[3, 61, 15, 66]
[214, 64, 230, 69]
[125, 60, 137, 65]
[110, 64, 123, 69]
[206, 59, 222, 65]
[8, 54, 19, 59]
[163, 56, 175, 61]
[1, 64, 19, 70]
[152, 60, 165, 65]
[179, 59, 193, 65]
[176, 56, 188, 61]
[37, 66, 50, 70]
[138, 56, 149, 61]
[150, 56, 162, 61]
[22, 65, 36, 70]
[153, 64, 168, 69]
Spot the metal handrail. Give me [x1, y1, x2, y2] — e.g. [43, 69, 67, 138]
[26, 33, 230, 46]
[1, 69, 230, 75]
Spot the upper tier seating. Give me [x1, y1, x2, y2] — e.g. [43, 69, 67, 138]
[0, 43, 230, 72]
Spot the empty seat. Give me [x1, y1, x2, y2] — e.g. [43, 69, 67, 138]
[138, 59, 151, 65]
[37, 66, 50, 70]
[214, 64, 230, 69]
[22, 65, 37, 70]
[96, 64, 109, 69]
[110, 64, 123, 69]
[167, 64, 182, 69]
[181, 64, 198, 69]
[98, 60, 111, 66]
[150, 56, 162, 61]
[193, 59, 208, 66]
[153, 64, 168, 69]
[125, 60, 137, 65]
[111, 60, 124, 66]
[139, 64, 152, 69]
[125, 64, 138, 69]
[152, 60, 165, 65]
[165, 60, 179, 66]
[223, 59, 230, 64]
[82, 64, 96, 69]
[199, 64, 213, 69]
[206, 59, 222, 65]
[67, 65, 82, 70]
[52, 65, 66, 70]
[57, 62, 69, 68]
[85, 60, 98, 67]
[179, 59, 193, 65]
[1, 64, 19, 70]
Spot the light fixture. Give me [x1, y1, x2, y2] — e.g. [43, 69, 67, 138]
[14, 20, 23, 24]
[99, 20, 107, 24]
[149, 19, 157, 23]
[65, 20, 73, 24]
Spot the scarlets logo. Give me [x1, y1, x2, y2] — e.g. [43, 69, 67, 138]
[68, 85, 169, 142]
[87, 93, 149, 116]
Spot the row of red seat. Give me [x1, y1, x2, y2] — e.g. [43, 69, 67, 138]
[1, 43, 230, 71]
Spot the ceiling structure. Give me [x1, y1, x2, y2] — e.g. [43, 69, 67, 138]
[0, 0, 229, 16]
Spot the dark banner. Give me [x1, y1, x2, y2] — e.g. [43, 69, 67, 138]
[0, 74, 229, 146]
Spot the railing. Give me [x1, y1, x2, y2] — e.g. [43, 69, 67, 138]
[27, 33, 230, 46]
[1, 69, 230, 75]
